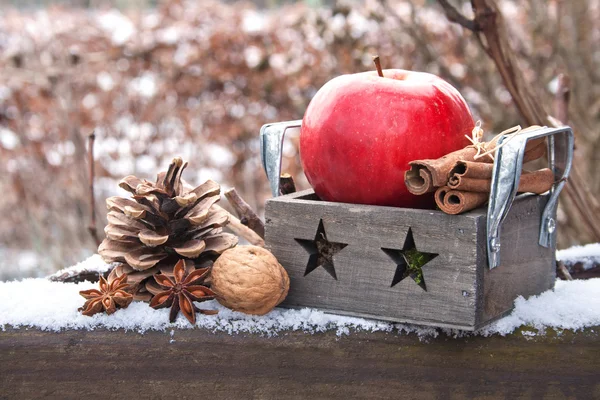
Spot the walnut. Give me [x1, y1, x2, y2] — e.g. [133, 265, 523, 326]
[211, 245, 289, 315]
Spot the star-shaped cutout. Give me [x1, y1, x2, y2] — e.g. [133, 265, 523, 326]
[382, 228, 438, 291]
[295, 219, 348, 280]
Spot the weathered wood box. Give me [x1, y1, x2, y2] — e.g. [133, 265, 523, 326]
[265, 190, 555, 330]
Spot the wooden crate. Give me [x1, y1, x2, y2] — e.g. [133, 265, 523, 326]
[265, 190, 555, 330]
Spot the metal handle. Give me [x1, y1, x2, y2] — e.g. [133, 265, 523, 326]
[486, 126, 574, 269]
[259, 120, 302, 197]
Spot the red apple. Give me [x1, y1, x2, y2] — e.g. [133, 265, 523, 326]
[300, 69, 474, 208]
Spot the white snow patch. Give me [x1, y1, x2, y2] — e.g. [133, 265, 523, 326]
[45, 149, 62, 166]
[244, 46, 264, 69]
[205, 143, 236, 168]
[157, 26, 181, 45]
[196, 167, 223, 184]
[82, 93, 98, 109]
[106, 157, 135, 177]
[449, 63, 467, 79]
[242, 10, 267, 33]
[228, 104, 245, 119]
[481, 279, 600, 335]
[269, 53, 286, 70]
[0, 128, 19, 150]
[0, 249, 45, 281]
[557, 243, 600, 270]
[135, 154, 158, 176]
[548, 76, 559, 94]
[347, 10, 376, 39]
[0, 86, 12, 102]
[129, 73, 158, 98]
[97, 10, 136, 46]
[17, 252, 39, 274]
[1, 255, 599, 337]
[97, 72, 115, 92]
[174, 42, 194, 66]
[143, 13, 161, 29]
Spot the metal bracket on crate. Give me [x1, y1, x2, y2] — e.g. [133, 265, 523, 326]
[486, 126, 574, 270]
[259, 120, 302, 197]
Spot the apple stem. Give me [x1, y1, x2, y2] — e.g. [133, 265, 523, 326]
[372, 55, 384, 77]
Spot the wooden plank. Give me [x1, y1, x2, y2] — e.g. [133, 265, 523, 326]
[266, 190, 481, 329]
[477, 194, 555, 327]
[1, 328, 598, 399]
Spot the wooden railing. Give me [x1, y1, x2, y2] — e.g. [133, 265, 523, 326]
[1, 327, 598, 397]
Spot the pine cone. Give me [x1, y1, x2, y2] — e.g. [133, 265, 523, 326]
[99, 157, 237, 301]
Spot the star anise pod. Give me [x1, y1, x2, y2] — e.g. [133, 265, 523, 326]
[149, 259, 217, 325]
[79, 269, 134, 316]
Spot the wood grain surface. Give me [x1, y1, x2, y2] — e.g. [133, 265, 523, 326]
[265, 190, 554, 330]
[477, 194, 555, 325]
[1, 328, 598, 399]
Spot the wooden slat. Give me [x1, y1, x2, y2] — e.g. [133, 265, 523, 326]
[477, 194, 555, 327]
[1, 328, 598, 398]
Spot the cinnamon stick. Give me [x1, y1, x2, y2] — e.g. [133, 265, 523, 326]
[405, 147, 481, 195]
[447, 177, 489, 192]
[448, 168, 554, 194]
[523, 137, 547, 163]
[435, 186, 488, 215]
[406, 126, 546, 195]
[449, 160, 494, 180]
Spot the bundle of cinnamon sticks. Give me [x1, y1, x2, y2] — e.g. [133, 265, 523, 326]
[404, 126, 554, 215]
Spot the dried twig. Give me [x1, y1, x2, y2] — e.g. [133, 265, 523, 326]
[279, 173, 297, 195]
[437, 0, 600, 242]
[436, 0, 480, 32]
[556, 260, 573, 281]
[214, 204, 265, 247]
[49, 269, 109, 284]
[224, 188, 265, 238]
[87, 132, 101, 247]
[553, 74, 570, 126]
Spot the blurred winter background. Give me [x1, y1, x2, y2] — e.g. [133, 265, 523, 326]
[0, 0, 598, 280]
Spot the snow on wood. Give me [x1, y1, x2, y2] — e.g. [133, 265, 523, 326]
[557, 243, 600, 270]
[1, 248, 599, 338]
[47, 254, 115, 281]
